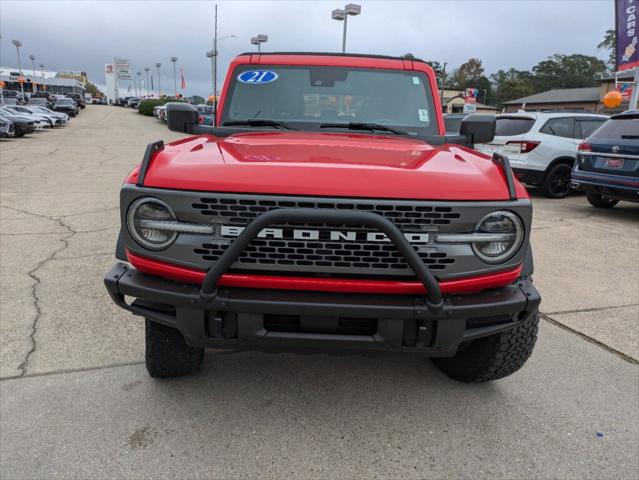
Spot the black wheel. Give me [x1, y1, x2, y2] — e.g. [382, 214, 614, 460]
[14, 124, 23, 137]
[586, 191, 618, 209]
[432, 313, 539, 382]
[145, 319, 204, 378]
[540, 163, 572, 198]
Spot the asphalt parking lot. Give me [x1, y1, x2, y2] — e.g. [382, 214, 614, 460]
[1, 106, 638, 479]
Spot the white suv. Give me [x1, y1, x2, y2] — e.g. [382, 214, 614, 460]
[475, 112, 608, 198]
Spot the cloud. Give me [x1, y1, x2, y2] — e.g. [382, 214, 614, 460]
[0, 0, 612, 96]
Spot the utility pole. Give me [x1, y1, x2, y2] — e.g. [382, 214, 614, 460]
[440, 62, 447, 113]
[214, 3, 218, 100]
[29, 55, 36, 92]
[12, 40, 24, 97]
[144, 67, 150, 97]
[155, 63, 161, 96]
[171, 57, 178, 97]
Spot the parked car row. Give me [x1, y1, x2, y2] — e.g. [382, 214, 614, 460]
[152, 103, 213, 125]
[0, 101, 73, 139]
[445, 110, 638, 208]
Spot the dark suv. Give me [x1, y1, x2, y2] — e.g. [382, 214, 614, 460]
[572, 110, 639, 208]
[67, 93, 86, 109]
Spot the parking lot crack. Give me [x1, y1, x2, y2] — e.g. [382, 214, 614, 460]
[5, 206, 78, 376]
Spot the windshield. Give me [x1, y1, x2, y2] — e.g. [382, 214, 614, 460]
[222, 65, 438, 135]
[56, 99, 74, 105]
[589, 117, 639, 139]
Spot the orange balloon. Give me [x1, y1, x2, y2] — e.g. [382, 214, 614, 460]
[603, 90, 623, 109]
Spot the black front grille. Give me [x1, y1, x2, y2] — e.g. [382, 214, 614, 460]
[190, 195, 461, 277]
[192, 197, 461, 227]
[194, 238, 454, 273]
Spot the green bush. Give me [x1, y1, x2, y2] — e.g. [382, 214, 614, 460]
[138, 97, 183, 116]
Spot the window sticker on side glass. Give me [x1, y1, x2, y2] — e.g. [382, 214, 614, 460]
[418, 109, 429, 122]
[237, 70, 279, 84]
[412, 76, 420, 85]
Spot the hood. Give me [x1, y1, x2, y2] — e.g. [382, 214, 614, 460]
[135, 132, 527, 201]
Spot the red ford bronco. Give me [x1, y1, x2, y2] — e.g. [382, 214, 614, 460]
[105, 53, 541, 382]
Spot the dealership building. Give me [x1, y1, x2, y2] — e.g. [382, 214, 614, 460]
[0, 67, 86, 95]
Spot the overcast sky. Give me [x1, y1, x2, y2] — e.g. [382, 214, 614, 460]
[1, 0, 613, 96]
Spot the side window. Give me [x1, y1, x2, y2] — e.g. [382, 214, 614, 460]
[576, 119, 606, 139]
[539, 117, 575, 138]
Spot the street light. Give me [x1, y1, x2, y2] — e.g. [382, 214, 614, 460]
[39, 63, 45, 88]
[29, 54, 36, 92]
[155, 63, 161, 96]
[144, 67, 150, 97]
[250, 34, 268, 53]
[12, 40, 24, 97]
[207, 35, 235, 99]
[137, 72, 142, 97]
[331, 4, 361, 53]
[170, 57, 178, 97]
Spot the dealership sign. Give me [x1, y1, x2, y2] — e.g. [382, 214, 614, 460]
[616, 0, 638, 71]
[114, 57, 132, 80]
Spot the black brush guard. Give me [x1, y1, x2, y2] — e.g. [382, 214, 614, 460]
[198, 208, 443, 310]
[105, 207, 540, 354]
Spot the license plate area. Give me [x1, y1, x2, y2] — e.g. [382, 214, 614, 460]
[603, 158, 624, 169]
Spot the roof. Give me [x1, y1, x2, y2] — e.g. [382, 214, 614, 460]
[238, 52, 428, 63]
[504, 87, 600, 105]
[600, 71, 636, 81]
[498, 111, 608, 119]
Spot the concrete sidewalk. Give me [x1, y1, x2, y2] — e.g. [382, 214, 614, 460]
[1, 321, 638, 480]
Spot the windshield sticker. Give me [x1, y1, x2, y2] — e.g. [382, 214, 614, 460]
[418, 109, 429, 122]
[412, 76, 420, 85]
[237, 70, 279, 84]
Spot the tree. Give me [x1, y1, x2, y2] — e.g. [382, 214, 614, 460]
[449, 58, 493, 104]
[491, 69, 535, 104]
[598, 28, 616, 70]
[532, 54, 607, 91]
[451, 58, 485, 89]
[84, 81, 104, 98]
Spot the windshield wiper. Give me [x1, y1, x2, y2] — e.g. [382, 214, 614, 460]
[319, 122, 410, 136]
[621, 135, 639, 139]
[222, 119, 297, 130]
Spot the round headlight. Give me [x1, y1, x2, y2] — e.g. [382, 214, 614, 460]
[126, 197, 177, 250]
[472, 211, 524, 263]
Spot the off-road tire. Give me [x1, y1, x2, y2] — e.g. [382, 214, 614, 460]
[586, 192, 618, 209]
[145, 319, 204, 378]
[540, 163, 572, 198]
[432, 314, 539, 382]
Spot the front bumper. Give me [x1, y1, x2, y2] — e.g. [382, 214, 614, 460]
[105, 263, 540, 356]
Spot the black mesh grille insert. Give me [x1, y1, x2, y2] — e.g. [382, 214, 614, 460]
[190, 195, 460, 276]
[192, 197, 460, 227]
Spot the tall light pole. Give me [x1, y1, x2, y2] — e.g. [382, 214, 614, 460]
[155, 63, 161, 96]
[28, 54, 37, 91]
[39, 63, 45, 87]
[250, 34, 268, 53]
[144, 67, 150, 97]
[12, 40, 24, 97]
[331, 4, 361, 53]
[137, 72, 142, 97]
[170, 57, 178, 97]
[208, 5, 236, 101]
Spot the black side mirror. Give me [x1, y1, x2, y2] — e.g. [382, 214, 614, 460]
[167, 102, 198, 133]
[460, 114, 496, 145]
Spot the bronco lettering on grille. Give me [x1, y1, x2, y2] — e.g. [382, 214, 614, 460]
[220, 225, 430, 243]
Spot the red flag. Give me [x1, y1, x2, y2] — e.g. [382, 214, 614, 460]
[180, 68, 186, 90]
